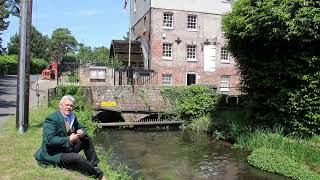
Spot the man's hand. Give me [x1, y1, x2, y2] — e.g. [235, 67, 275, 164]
[76, 129, 85, 138]
[69, 133, 80, 144]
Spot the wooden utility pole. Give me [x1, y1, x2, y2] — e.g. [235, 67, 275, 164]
[16, 0, 32, 133]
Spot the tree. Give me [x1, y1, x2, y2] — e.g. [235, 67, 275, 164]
[0, 0, 10, 54]
[76, 45, 93, 65]
[92, 46, 110, 65]
[50, 28, 78, 62]
[7, 26, 50, 60]
[223, 0, 320, 135]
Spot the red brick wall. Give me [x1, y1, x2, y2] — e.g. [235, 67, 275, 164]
[133, 8, 242, 95]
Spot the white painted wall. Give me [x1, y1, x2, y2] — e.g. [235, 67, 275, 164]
[151, 0, 231, 15]
[131, 0, 151, 27]
[131, 0, 231, 29]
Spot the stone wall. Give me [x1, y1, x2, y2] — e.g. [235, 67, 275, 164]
[91, 85, 166, 112]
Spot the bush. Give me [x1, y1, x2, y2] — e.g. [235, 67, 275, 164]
[160, 85, 220, 120]
[0, 55, 18, 75]
[248, 148, 320, 180]
[30, 58, 48, 74]
[182, 115, 211, 132]
[223, 0, 320, 135]
[0, 55, 48, 75]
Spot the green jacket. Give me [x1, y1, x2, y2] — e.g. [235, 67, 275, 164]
[34, 110, 87, 166]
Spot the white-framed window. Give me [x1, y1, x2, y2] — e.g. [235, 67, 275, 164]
[187, 15, 197, 31]
[162, 74, 172, 85]
[220, 75, 230, 92]
[162, 43, 172, 60]
[163, 12, 173, 29]
[187, 45, 197, 61]
[90, 68, 106, 82]
[221, 47, 230, 63]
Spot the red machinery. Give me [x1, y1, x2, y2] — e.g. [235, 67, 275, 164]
[41, 63, 57, 80]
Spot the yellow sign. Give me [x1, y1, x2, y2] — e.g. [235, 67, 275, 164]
[99, 101, 117, 107]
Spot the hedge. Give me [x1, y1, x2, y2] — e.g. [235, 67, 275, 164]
[0, 55, 48, 75]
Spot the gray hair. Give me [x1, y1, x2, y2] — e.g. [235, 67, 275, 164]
[59, 95, 75, 105]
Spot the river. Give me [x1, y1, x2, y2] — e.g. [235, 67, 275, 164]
[95, 129, 287, 180]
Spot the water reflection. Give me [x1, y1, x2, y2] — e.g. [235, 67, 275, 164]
[95, 129, 287, 180]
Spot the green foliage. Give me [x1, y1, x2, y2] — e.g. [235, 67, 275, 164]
[161, 85, 220, 120]
[138, 89, 150, 109]
[248, 148, 320, 180]
[0, 54, 48, 75]
[223, 0, 320, 135]
[0, 0, 10, 54]
[50, 28, 78, 61]
[235, 128, 320, 171]
[51, 85, 98, 136]
[8, 26, 51, 61]
[30, 58, 49, 74]
[182, 115, 211, 133]
[0, 54, 18, 75]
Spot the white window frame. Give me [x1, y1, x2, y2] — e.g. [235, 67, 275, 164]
[221, 47, 230, 63]
[163, 12, 173, 29]
[187, 45, 197, 62]
[187, 15, 197, 31]
[220, 75, 230, 92]
[162, 74, 172, 85]
[162, 43, 173, 60]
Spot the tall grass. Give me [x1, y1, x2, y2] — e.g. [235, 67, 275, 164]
[235, 128, 320, 174]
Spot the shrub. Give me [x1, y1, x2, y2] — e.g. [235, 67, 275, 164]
[160, 85, 220, 120]
[182, 115, 211, 132]
[0, 55, 48, 75]
[30, 58, 48, 74]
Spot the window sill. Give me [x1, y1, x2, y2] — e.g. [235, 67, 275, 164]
[188, 29, 197, 32]
[162, 57, 173, 60]
[163, 27, 173, 30]
[187, 59, 197, 62]
[220, 88, 229, 92]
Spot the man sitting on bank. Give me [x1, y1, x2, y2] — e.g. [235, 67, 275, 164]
[34, 95, 107, 180]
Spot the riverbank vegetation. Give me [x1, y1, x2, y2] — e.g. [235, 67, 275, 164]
[217, 0, 320, 178]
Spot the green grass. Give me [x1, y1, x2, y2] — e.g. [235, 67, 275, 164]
[235, 128, 320, 177]
[0, 106, 131, 180]
[248, 148, 320, 180]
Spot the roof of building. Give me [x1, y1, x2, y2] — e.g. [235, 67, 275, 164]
[110, 40, 144, 67]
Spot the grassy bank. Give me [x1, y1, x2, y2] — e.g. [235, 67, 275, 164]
[235, 128, 320, 179]
[209, 109, 320, 179]
[0, 107, 130, 180]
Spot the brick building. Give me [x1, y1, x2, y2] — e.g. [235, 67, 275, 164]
[128, 0, 240, 95]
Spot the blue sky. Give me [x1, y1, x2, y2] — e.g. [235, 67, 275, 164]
[2, 0, 130, 49]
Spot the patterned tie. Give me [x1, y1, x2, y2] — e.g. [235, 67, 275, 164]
[66, 116, 71, 125]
